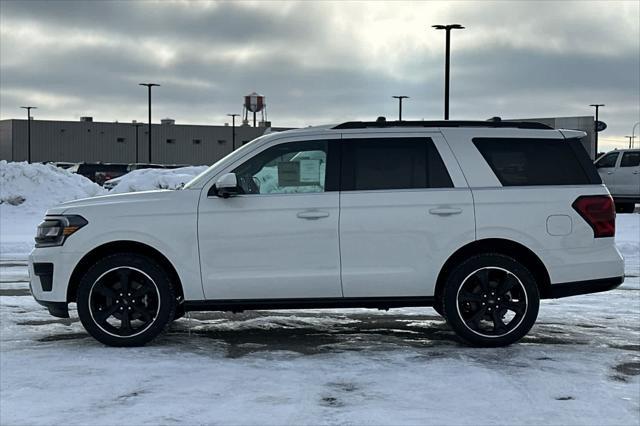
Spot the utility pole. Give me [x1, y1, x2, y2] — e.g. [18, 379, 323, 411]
[589, 104, 604, 156]
[132, 122, 143, 163]
[20, 106, 36, 163]
[139, 83, 160, 163]
[227, 113, 239, 151]
[626, 136, 633, 149]
[432, 24, 465, 120]
[392, 96, 409, 121]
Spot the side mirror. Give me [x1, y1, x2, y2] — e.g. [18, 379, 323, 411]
[213, 173, 239, 198]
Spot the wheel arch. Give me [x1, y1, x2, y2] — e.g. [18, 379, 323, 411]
[67, 240, 185, 303]
[435, 238, 551, 300]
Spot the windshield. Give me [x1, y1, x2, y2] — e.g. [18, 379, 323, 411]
[183, 133, 273, 189]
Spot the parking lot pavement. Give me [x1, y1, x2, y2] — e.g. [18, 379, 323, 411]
[1, 263, 638, 426]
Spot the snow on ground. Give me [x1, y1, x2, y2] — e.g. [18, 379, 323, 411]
[109, 165, 208, 194]
[0, 161, 106, 260]
[0, 162, 639, 425]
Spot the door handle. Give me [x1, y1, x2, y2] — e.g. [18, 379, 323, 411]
[429, 207, 463, 216]
[633, 171, 639, 175]
[297, 210, 330, 220]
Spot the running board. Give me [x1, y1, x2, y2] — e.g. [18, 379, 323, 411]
[183, 296, 436, 313]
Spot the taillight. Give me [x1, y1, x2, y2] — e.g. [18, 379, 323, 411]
[572, 195, 615, 238]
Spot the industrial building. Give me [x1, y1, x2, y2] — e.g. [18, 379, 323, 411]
[0, 115, 598, 165]
[0, 118, 275, 165]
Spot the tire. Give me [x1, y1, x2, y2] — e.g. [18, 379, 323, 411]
[616, 202, 635, 214]
[76, 252, 177, 347]
[442, 253, 539, 347]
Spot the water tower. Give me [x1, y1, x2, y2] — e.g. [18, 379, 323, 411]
[243, 92, 267, 127]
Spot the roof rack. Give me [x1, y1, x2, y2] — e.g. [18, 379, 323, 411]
[333, 120, 553, 130]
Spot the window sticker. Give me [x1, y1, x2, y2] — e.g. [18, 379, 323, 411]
[277, 162, 300, 186]
[299, 159, 321, 184]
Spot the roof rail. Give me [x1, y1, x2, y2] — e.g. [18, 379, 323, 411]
[332, 120, 553, 130]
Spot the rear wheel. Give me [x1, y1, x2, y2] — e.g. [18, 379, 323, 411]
[443, 254, 539, 347]
[76, 253, 176, 347]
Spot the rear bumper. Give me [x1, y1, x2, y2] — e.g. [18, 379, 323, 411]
[547, 276, 624, 299]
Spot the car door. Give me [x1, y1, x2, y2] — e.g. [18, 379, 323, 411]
[338, 132, 475, 298]
[617, 151, 640, 196]
[595, 152, 620, 194]
[197, 136, 342, 300]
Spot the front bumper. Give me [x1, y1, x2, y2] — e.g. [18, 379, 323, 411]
[29, 247, 82, 318]
[548, 276, 624, 299]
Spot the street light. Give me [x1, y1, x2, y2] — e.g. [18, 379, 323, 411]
[392, 96, 409, 121]
[227, 113, 239, 151]
[20, 106, 37, 163]
[432, 24, 465, 120]
[589, 104, 604, 156]
[631, 121, 639, 149]
[626, 136, 634, 149]
[132, 122, 143, 163]
[139, 83, 160, 163]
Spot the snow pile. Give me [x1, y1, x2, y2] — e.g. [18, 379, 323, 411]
[109, 166, 208, 194]
[0, 160, 105, 212]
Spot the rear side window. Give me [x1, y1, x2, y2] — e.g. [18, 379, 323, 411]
[473, 138, 598, 186]
[620, 152, 640, 167]
[341, 138, 453, 191]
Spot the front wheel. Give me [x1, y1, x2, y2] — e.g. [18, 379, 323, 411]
[76, 253, 176, 347]
[443, 254, 539, 347]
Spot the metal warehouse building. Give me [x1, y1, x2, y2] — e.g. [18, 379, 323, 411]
[0, 118, 275, 165]
[0, 115, 598, 165]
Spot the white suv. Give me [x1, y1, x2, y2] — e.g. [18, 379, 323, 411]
[595, 149, 640, 213]
[29, 120, 625, 347]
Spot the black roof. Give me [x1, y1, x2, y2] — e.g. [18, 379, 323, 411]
[333, 120, 553, 130]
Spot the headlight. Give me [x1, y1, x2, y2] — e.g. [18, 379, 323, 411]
[35, 215, 88, 248]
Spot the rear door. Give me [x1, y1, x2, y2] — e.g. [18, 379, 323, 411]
[595, 152, 620, 194]
[338, 132, 475, 298]
[616, 151, 640, 196]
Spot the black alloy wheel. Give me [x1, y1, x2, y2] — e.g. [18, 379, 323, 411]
[88, 266, 160, 338]
[77, 253, 176, 347]
[443, 254, 539, 347]
[456, 267, 528, 337]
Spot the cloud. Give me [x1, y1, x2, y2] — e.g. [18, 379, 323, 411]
[1, 0, 638, 150]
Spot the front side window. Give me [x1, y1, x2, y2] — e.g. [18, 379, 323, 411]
[340, 138, 453, 191]
[232, 140, 328, 194]
[596, 152, 619, 168]
[620, 151, 640, 167]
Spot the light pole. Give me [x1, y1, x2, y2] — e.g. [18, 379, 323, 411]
[432, 24, 465, 120]
[632, 121, 639, 149]
[589, 104, 604, 156]
[139, 83, 160, 163]
[626, 136, 634, 149]
[132, 122, 143, 163]
[392, 96, 409, 121]
[20, 106, 36, 163]
[227, 113, 239, 151]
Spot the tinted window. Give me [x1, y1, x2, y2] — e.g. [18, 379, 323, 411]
[341, 138, 453, 191]
[232, 140, 329, 194]
[596, 152, 619, 168]
[473, 138, 595, 186]
[620, 152, 640, 167]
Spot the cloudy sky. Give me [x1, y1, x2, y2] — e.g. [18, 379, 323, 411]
[1, 0, 638, 150]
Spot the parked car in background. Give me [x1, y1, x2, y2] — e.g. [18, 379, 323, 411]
[29, 120, 624, 348]
[67, 163, 129, 185]
[48, 161, 76, 170]
[102, 164, 184, 190]
[595, 149, 640, 213]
